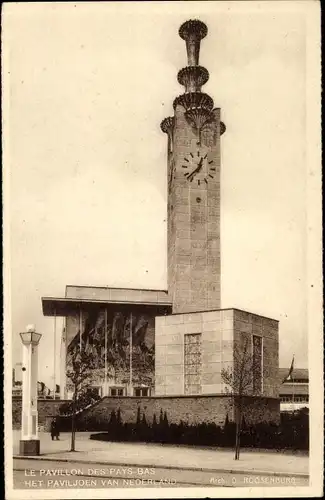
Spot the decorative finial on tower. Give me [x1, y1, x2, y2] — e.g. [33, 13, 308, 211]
[179, 20, 208, 66]
[177, 66, 209, 93]
[160, 116, 175, 135]
[160, 117, 175, 151]
[160, 19, 225, 144]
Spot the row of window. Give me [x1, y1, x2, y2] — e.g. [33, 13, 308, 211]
[109, 387, 149, 397]
[283, 379, 308, 384]
[280, 396, 309, 403]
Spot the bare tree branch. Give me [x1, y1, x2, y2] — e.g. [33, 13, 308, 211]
[221, 337, 262, 460]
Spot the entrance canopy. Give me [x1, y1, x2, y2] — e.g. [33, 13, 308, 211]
[42, 286, 172, 317]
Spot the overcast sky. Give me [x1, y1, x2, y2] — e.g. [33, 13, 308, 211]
[5, 1, 313, 387]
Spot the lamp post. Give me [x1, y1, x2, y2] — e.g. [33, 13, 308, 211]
[19, 324, 42, 456]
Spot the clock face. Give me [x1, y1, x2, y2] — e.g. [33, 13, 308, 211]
[181, 150, 216, 185]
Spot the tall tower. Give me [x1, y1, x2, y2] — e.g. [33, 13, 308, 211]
[161, 20, 226, 314]
[156, 21, 279, 419]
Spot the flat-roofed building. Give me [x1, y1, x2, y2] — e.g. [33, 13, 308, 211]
[279, 368, 309, 412]
[42, 285, 172, 399]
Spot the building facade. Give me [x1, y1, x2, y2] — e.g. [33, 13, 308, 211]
[155, 309, 279, 399]
[42, 285, 172, 399]
[41, 20, 280, 424]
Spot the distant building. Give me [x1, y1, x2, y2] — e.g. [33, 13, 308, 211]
[12, 385, 22, 397]
[12, 379, 54, 399]
[12, 364, 23, 397]
[279, 368, 309, 412]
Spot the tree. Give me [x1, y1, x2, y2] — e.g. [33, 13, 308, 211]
[221, 337, 260, 460]
[66, 346, 97, 451]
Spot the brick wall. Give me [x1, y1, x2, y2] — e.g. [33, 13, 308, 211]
[80, 395, 231, 427]
[241, 396, 280, 425]
[12, 398, 70, 430]
[12, 395, 280, 431]
[77, 395, 279, 429]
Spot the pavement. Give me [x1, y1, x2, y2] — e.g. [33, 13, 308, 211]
[13, 431, 309, 478]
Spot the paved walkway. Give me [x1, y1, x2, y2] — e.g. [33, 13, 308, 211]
[13, 431, 309, 476]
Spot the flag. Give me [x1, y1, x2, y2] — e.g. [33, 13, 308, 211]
[284, 355, 295, 382]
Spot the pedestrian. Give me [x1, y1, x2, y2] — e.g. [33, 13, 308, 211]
[50, 418, 60, 441]
[55, 418, 60, 440]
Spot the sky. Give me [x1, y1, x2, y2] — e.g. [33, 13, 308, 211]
[4, 1, 313, 388]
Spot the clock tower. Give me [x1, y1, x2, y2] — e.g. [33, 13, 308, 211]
[155, 20, 279, 416]
[161, 20, 226, 314]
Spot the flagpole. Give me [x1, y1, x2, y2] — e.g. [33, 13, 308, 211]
[104, 309, 108, 396]
[53, 309, 56, 399]
[79, 306, 82, 352]
[292, 354, 295, 410]
[129, 311, 132, 396]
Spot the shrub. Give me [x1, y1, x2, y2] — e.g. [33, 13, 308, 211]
[87, 408, 308, 451]
[63, 405, 309, 452]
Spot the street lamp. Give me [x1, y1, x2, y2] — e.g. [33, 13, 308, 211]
[19, 324, 42, 456]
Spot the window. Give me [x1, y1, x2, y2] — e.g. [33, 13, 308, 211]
[184, 333, 202, 395]
[252, 335, 263, 395]
[134, 388, 149, 397]
[110, 387, 124, 397]
[89, 386, 102, 397]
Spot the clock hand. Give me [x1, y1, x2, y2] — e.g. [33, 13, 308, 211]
[187, 157, 204, 181]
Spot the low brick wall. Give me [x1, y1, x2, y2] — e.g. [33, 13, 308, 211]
[78, 395, 280, 429]
[242, 396, 280, 424]
[12, 398, 70, 430]
[12, 395, 280, 431]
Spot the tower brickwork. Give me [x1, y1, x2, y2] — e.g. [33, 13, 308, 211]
[161, 20, 226, 313]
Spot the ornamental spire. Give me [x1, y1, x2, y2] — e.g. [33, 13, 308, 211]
[160, 20, 226, 141]
[177, 20, 209, 94]
[179, 19, 208, 66]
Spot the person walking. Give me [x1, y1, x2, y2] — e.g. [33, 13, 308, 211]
[50, 418, 60, 440]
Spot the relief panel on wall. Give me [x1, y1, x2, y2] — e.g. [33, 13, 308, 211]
[184, 333, 202, 395]
[252, 335, 263, 395]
